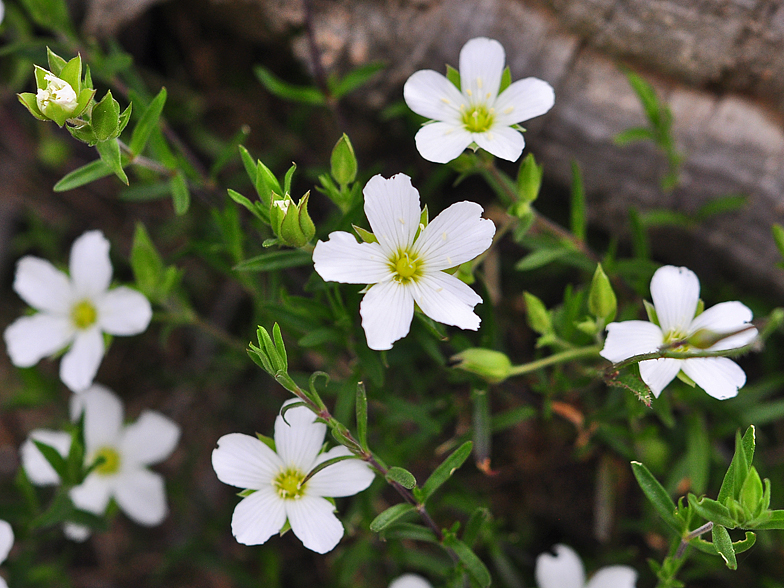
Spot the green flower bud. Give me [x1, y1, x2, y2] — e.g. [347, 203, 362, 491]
[523, 291, 552, 335]
[18, 55, 95, 128]
[450, 348, 512, 384]
[270, 192, 316, 248]
[589, 263, 617, 323]
[330, 134, 357, 186]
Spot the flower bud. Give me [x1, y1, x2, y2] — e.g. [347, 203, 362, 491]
[330, 134, 357, 186]
[450, 348, 512, 384]
[589, 263, 617, 323]
[270, 192, 316, 248]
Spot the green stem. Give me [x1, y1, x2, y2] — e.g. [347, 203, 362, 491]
[508, 345, 602, 376]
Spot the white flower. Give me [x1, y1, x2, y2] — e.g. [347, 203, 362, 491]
[536, 544, 637, 588]
[390, 574, 432, 588]
[403, 37, 555, 163]
[36, 72, 78, 114]
[312, 174, 495, 350]
[211, 401, 375, 554]
[0, 520, 12, 588]
[0, 1, 5, 26]
[600, 265, 757, 400]
[4, 230, 153, 392]
[20, 384, 181, 539]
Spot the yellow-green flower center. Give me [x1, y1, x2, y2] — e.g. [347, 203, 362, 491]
[274, 468, 307, 500]
[71, 300, 97, 330]
[461, 104, 495, 133]
[390, 251, 422, 284]
[93, 446, 121, 476]
[663, 329, 691, 352]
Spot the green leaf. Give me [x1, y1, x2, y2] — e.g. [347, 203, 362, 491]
[369, 503, 415, 532]
[129, 87, 167, 156]
[523, 291, 552, 335]
[30, 490, 75, 530]
[718, 426, 755, 504]
[614, 127, 655, 146]
[227, 189, 265, 220]
[331, 62, 385, 98]
[623, 68, 660, 126]
[170, 171, 190, 215]
[32, 440, 68, 480]
[53, 159, 114, 191]
[59, 55, 82, 94]
[499, 66, 512, 93]
[515, 248, 570, 271]
[631, 461, 680, 532]
[420, 441, 473, 502]
[283, 163, 297, 196]
[302, 454, 360, 485]
[380, 523, 438, 543]
[688, 495, 736, 528]
[570, 161, 586, 241]
[773, 224, 784, 260]
[272, 323, 287, 372]
[46, 47, 67, 75]
[254, 65, 325, 105]
[356, 382, 368, 452]
[695, 194, 746, 220]
[628, 208, 650, 259]
[385, 467, 417, 489]
[130, 222, 164, 297]
[95, 139, 128, 185]
[446, 64, 461, 88]
[92, 91, 121, 142]
[234, 250, 312, 272]
[19, 0, 72, 32]
[750, 510, 784, 530]
[442, 533, 492, 588]
[711, 524, 737, 569]
[731, 531, 756, 554]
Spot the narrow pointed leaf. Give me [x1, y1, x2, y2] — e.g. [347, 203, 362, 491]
[54, 159, 114, 191]
[95, 139, 128, 185]
[711, 524, 737, 569]
[129, 87, 167, 156]
[420, 441, 473, 502]
[369, 503, 415, 532]
[631, 461, 680, 532]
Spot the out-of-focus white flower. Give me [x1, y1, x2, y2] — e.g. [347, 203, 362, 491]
[389, 574, 433, 588]
[4, 230, 153, 392]
[0, 520, 12, 588]
[313, 174, 495, 350]
[536, 544, 637, 588]
[0, 1, 5, 26]
[20, 384, 180, 540]
[403, 37, 554, 163]
[600, 265, 757, 399]
[212, 401, 375, 554]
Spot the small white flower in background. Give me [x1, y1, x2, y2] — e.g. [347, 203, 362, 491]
[0, 1, 5, 26]
[536, 544, 637, 588]
[212, 400, 375, 554]
[0, 520, 13, 588]
[403, 37, 555, 164]
[600, 265, 757, 400]
[4, 230, 153, 392]
[313, 173, 495, 350]
[389, 574, 433, 588]
[20, 384, 181, 540]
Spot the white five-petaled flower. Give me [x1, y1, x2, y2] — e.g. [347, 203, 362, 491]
[600, 265, 757, 400]
[20, 384, 181, 540]
[536, 544, 637, 588]
[403, 37, 555, 164]
[4, 230, 153, 392]
[0, 520, 12, 588]
[389, 574, 433, 588]
[211, 401, 375, 554]
[312, 174, 495, 350]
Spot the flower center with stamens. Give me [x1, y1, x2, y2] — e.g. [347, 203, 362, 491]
[663, 330, 691, 352]
[461, 104, 495, 133]
[274, 468, 307, 500]
[390, 251, 422, 284]
[93, 446, 121, 476]
[71, 300, 97, 330]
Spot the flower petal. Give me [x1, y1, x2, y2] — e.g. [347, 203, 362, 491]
[600, 321, 664, 363]
[307, 446, 375, 498]
[638, 358, 682, 398]
[472, 125, 525, 161]
[96, 287, 152, 336]
[121, 411, 180, 466]
[60, 327, 105, 392]
[410, 272, 482, 330]
[70, 474, 112, 515]
[20, 429, 72, 486]
[650, 266, 700, 334]
[0, 520, 13, 565]
[414, 122, 474, 164]
[70, 384, 123, 451]
[231, 486, 287, 546]
[13, 256, 73, 313]
[312, 233, 391, 285]
[403, 70, 465, 122]
[212, 433, 282, 489]
[681, 357, 746, 400]
[275, 404, 325, 472]
[535, 544, 586, 588]
[69, 230, 112, 298]
[460, 37, 505, 106]
[286, 494, 345, 554]
[63, 523, 91, 542]
[689, 301, 757, 351]
[586, 565, 638, 588]
[4, 314, 74, 367]
[363, 174, 422, 255]
[493, 77, 555, 125]
[359, 280, 415, 350]
[414, 201, 495, 270]
[389, 574, 433, 588]
[113, 468, 168, 526]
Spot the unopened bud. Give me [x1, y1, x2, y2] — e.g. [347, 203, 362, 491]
[589, 263, 617, 323]
[270, 192, 316, 248]
[451, 348, 512, 384]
